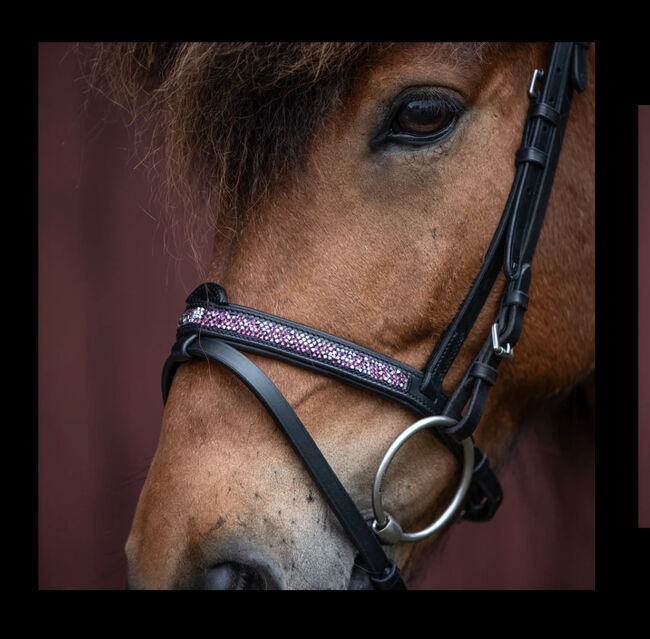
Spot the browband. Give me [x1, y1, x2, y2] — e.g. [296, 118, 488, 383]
[172, 284, 445, 416]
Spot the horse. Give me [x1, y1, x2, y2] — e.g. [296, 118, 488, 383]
[89, 42, 594, 589]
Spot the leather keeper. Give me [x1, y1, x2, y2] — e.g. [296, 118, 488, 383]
[515, 146, 547, 167]
[530, 102, 560, 125]
[504, 289, 529, 309]
[469, 361, 498, 386]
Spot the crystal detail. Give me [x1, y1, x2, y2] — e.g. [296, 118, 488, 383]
[179, 306, 410, 391]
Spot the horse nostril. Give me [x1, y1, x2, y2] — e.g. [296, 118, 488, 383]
[204, 562, 276, 590]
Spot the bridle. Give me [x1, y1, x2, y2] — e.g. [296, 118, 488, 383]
[161, 42, 590, 590]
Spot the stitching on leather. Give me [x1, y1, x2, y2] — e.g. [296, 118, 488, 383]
[178, 323, 437, 415]
[428, 328, 465, 384]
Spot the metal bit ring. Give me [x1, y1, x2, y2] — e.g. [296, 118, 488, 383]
[371, 415, 474, 544]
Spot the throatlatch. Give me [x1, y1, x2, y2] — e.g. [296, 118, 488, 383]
[161, 42, 589, 590]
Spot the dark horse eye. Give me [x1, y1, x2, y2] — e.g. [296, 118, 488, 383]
[395, 99, 452, 135]
[380, 91, 464, 147]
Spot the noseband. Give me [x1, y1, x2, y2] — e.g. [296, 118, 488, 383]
[161, 42, 590, 590]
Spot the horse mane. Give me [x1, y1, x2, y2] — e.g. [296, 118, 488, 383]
[83, 42, 521, 258]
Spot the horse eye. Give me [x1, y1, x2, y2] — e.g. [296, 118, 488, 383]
[378, 92, 463, 147]
[370, 91, 463, 150]
[394, 99, 453, 135]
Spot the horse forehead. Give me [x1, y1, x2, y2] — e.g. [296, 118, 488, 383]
[371, 42, 486, 79]
[355, 42, 529, 98]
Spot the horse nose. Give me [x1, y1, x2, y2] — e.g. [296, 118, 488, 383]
[203, 561, 282, 590]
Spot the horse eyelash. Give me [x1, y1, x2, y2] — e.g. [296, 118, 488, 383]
[370, 89, 465, 150]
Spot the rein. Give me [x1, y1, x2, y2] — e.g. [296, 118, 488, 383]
[161, 42, 589, 590]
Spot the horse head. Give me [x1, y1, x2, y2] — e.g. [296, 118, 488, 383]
[92, 42, 594, 589]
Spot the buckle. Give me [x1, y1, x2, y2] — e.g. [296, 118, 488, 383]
[491, 322, 514, 359]
[528, 68, 545, 100]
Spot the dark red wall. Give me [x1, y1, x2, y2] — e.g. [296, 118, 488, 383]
[640, 106, 650, 529]
[38, 42, 595, 589]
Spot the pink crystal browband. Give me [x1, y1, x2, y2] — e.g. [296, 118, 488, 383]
[180, 306, 410, 390]
[175, 289, 442, 417]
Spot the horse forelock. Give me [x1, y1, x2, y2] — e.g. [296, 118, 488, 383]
[84, 42, 526, 255]
[86, 43, 386, 240]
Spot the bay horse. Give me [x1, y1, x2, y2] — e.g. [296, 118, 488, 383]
[90, 42, 594, 589]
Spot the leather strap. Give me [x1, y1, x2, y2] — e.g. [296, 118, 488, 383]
[177, 283, 446, 417]
[420, 43, 589, 444]
[172, 282, 501, 520]
[162, 333, 407, 590]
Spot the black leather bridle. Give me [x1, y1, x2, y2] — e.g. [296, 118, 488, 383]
[161, 42, 590, 590]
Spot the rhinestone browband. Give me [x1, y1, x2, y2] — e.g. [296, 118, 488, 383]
[179, 305, 411, 392]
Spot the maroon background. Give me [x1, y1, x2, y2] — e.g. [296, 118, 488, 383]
[38, 42, 595, 589]
[640, 106, 650, 529]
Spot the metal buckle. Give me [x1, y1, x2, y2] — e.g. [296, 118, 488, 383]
[371, 415, 475, 544]
[528, 68, 544, 100]
[491, 322, 514, 359]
